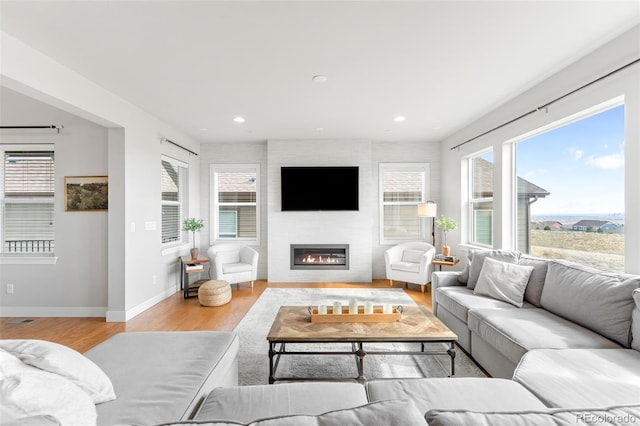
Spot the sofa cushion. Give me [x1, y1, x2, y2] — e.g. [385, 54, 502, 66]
[391, 261, 421, 273]
[457, 251, 472, 284]
[366, 377, 547, 415]
[541, 260, 640, 346]
[162, 399, 427, 426]
[518, 255, 549, 307]
[437, 287, 526, 324]
[474, 257, 533, 307]
[84, 331, 239, 426]
[513, 348, 640, 408]
[632, 289, 640, 351]
[0, 339, 115, 403]
[468, 308, 621, 365]
[426, 405, 640, 426]
[402, 249, 425, 263]
[467, 249, 520, 290]
[194, 382, 368, 424]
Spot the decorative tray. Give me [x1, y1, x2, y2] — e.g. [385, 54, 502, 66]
[308, 305, 403, 323]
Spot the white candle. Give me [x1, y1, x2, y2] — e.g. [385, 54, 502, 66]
[333, 301, 342, 314]
[383, 303, 393, 314]
[349, 298, 358, 314]
[364, 301, 374, 315]
[318, 304, 327, 315]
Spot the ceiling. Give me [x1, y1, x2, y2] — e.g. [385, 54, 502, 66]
[1, 1, 639, 144]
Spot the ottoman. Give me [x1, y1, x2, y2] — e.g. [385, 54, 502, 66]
[198, 280, 232, 306]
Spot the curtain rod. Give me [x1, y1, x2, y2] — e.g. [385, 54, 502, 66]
[450, 57, 640, 151]
[160, 137, 198, 156]
[0, 125, 63, 134]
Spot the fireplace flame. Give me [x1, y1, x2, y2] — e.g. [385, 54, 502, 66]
[301, 254, 340, 264]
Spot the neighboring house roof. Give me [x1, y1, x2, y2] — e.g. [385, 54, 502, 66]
[572, 220, 614, 228]
[473, 157, 550, 198]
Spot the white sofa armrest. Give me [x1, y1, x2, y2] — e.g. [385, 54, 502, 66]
[431, 271, 465, 316]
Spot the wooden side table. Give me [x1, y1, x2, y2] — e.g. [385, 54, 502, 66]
[180, 257, 211, 299]
[432, 257, 460, 271]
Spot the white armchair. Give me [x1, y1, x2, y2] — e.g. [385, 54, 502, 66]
[384, 242, 436, 293]
[207, 244, 259, 289]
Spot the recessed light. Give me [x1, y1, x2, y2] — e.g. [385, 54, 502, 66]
[233, 116, 246, 123]
[315, 127, 324, 132]
[199, 128, 209, 131]
[312, 75, 327, 84]
[394, 116, 406, 123]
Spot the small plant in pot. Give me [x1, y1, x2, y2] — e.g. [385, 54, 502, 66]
[183, 218, 205, 259]
[435, 215, 457, 256]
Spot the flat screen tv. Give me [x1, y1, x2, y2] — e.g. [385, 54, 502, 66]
[281, 166, 359, 211]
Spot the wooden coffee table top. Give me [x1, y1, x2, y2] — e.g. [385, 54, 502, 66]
[267, 305, 457, 343]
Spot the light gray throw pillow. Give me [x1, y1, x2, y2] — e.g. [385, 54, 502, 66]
[467, 249, 520, 290]
[474, 257, 534, 307]
[632, 289, 640, 351]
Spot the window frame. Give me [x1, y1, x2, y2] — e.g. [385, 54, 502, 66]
[1, 145, 55, 257]
[379, 162, 430, 245]
[161, 155, 189, 248]
[466, 149, 494, 248]
[210, 163, 260, 245]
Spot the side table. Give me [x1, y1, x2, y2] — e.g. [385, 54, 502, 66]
[180, 257, 211, 299]
[432, 257, 460, 271]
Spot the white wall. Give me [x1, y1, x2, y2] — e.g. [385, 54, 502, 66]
[1, 32, 201, 320]
[440, 25, 640, 274]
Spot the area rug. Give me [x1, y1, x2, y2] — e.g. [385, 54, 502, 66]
[235, 288, 486, 384]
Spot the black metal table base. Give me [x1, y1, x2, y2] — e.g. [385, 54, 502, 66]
[268, 341, 455, 384]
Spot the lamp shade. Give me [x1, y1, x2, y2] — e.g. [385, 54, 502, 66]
[418, 202, 437, 217]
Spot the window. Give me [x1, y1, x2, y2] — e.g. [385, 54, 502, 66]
[211, 164, 259, 242]
[161, 157, 188, 245]
[515, 102, 624, 271]
[469, 151, 493, 246]
[379, 163, 430, 244]
[1, 149, 55, 254]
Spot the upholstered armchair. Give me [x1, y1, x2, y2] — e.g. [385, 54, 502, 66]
[384, 242, 436, 293]
[207, 244, 259, 288]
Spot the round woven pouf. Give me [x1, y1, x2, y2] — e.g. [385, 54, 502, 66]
[198, 280, 232, 307]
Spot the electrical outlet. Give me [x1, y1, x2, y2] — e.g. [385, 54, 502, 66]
[6, 283, 14, 294]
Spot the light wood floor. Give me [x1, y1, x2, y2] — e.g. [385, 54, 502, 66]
[0, 280, 432, 353]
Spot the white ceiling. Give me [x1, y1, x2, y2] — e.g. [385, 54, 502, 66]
[1, 1, 639, 144]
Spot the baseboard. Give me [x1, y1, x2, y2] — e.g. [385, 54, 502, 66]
[107, 286, 177, 323]
[0, 306, 107, 317]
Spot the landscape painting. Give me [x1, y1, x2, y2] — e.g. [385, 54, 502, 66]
[65, 176, 108, 211]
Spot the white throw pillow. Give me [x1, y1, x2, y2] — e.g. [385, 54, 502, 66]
[474, 257, 534, 307]
[0, 339, 116, 403]
[632, 289, 640, 350]
[402, 249, 425, 263]
[0, 369, 97, 426]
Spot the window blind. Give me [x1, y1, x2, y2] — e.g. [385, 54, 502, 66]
[4, 151, 55, 197]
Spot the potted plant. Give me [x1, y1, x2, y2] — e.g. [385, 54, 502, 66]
[183, 218, 205, 259]
[435, 215, 457, 256]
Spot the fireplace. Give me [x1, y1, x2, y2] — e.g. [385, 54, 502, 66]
[290, 244, 349, 270]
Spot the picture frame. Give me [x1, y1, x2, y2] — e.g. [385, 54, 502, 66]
[64, 176, 108, 211]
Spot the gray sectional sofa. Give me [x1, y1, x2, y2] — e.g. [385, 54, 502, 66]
[3, 253, 640, 425]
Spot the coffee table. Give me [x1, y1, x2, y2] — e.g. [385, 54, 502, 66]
[266, 305, 457, 383]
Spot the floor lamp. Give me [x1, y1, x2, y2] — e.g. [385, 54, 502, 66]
[418, 201, 437, 246]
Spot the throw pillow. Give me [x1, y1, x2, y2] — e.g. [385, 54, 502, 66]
[632, 289, 640, 350]
[0, 339, 116, 403]
[466, 249, 520, 290]
[474, 257, 534, 307]
[402, 249, 425, 263]
[457, 251, 473, 284]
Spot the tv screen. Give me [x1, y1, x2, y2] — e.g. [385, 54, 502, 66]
[281, 166, 359, 211]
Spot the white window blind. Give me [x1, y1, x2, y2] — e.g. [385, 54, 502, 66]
[161, 158, 188, 245]
[380, 163, 429, 244]
[2, 151, 55, 253]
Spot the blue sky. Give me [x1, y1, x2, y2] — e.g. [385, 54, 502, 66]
[516, 104, 625, 216]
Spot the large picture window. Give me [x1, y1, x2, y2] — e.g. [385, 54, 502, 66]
[515, 102, 624, 271]
[161, 156, 188, 245]
[1, 149, 55, 254]
[210, 164, 259, 242]
[379, 163, 429, 244]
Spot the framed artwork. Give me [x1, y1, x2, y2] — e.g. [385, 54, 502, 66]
[64, 176, 108, 211]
